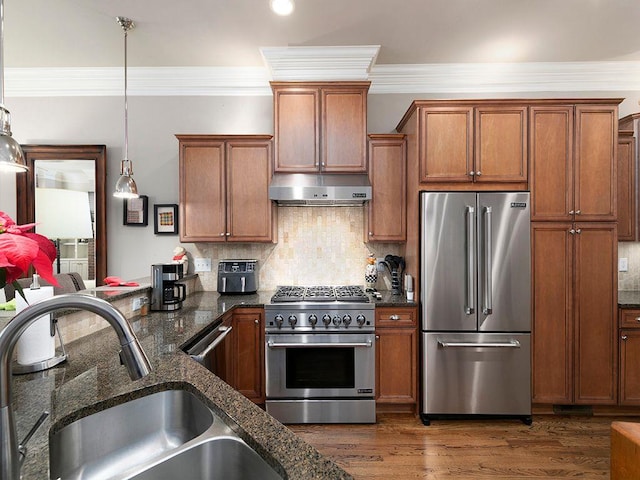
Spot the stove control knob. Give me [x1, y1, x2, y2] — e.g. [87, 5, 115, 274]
[322, 314, 332, 326]
[288, 315, 298, 327]
[356, 314, 366, 326]
[342, 314, 352, 327]
[274, 314, 284, 327]
[332, 315, 342, 326]
[308, 314, 318, 327]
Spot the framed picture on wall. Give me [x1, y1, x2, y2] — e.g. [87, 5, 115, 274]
[154, 204, 179, 235]
[123, 195, 148, 226]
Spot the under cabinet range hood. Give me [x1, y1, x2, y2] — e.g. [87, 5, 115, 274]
[269, 173, 372, 205]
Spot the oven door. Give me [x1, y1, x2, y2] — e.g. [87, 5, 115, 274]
[265, 332, 375, 398]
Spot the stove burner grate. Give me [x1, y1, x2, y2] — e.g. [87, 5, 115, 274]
[270, 285, 369, 303]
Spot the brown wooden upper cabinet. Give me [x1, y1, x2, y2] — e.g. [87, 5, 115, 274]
[398, 102, 527, 184]
[366, 134, 406, 242]
[529, 103, 619, 222]
[271, 81, 369, 173]
[176, 134, 276, 243]
[617, 112, 639, 241]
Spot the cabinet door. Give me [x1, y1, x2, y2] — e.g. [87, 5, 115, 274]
[375, 328, 417, 408]
[474, 105, 528, 183]
[272, 86, 320, 172]
[574, 222, 617, 404]
[179, 141, 226, 242]
[617, 132, 635, 241]
[232, 309, 264, 403]
[574, 105, 617, 221]
[226, 139, 275, 242]
[366, 135, 406, 242]
[620, 330, 640, 405]
[529, 106, 574, 221]
[419, 106, 473, 183]
[531, 222, 574, 404]
[321, 85, 368, 172]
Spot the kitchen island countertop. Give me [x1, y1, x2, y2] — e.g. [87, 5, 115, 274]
[10, 289, 353, 480]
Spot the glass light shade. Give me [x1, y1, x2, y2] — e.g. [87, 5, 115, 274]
[270, 0, 294, 15]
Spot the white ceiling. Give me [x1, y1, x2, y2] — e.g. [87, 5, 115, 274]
[4, 0, 640, 95]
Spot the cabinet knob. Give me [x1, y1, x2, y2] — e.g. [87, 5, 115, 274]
[569, 210, 574, 215]
[475, 171, 481, 176]
[225, 232, 231, 236]
[576, 229, 581, 234]
[369, 232, 373, 236]
[569, 229, 575, 234]
[635, 317, 640, 322]
[375, 335, 380, 340]
[254, 319, 259, 325]
[622, 335, 628, 341]
[219, 233, 225, 236]
[576, 210, 581, 215]
[469, 171, 475, 176]
[389, 314, 400, 321]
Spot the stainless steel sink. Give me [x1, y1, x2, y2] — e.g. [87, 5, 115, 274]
[49, 389, 215, 480]
[129, 437, 282, 480]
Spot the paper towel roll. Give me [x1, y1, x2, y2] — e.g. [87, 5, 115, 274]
[15, 286, 55, 365]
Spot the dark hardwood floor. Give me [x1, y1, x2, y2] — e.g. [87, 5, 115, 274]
[288, 414, 635, 479]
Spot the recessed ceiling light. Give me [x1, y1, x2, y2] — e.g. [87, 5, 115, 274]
[270, 0, 295, 16]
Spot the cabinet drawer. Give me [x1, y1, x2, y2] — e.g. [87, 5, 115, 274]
[620, 309, 640, 329]
[376, 307, 417, 328]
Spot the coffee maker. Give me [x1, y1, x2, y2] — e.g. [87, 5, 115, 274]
[150, 264, 186, 311]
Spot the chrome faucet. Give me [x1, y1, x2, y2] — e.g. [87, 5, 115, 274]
[0, 294, 152, 480]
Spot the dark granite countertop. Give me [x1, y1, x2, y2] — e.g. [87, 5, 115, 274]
[8, 287, 415, 479]
[619, 291, 640, 309]
[12, 290, 354, 480]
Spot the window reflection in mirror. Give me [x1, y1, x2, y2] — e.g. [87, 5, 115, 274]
[16, 145, 107, 287]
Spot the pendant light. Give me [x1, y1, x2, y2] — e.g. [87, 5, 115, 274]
[113, 16, 139, 199]
[0, 0, 27, 172]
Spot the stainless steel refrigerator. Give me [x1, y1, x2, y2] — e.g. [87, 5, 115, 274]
[420, 192, 531, 425]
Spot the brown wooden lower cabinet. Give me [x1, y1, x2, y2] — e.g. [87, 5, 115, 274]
[230, 308, 265, 403]
[375, 306, 418, 413]
[619, 309, 640, 406]
[532, 222, 617, 405]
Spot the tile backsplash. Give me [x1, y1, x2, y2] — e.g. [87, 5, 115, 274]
[618, 242, 640, 290]
[187, 206, 403, 292]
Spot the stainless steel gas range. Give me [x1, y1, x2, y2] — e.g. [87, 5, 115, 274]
[264, 285, 376, 424]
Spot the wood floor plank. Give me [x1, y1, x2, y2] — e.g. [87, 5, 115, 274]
[288, 414, 630, 479]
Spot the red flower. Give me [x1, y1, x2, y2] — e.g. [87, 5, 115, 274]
[0, 211, 59, 289]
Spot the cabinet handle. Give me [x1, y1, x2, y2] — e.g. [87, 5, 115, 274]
[469, 171, 475, 176]
[475, 171, 481, 176]
[389, 314, 400, 321]
[622, 335, 628, 341]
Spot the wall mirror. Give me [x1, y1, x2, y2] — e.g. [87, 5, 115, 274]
[16, 145, 107, 288]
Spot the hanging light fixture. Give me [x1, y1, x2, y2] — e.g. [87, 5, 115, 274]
[0, 0, 27, 172]
[113, 16, 139, 199]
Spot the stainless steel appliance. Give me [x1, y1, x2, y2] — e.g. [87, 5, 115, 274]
[264, 285, 376, 424]
[420, 192, 532, 425]
[183, 316, 233, 384]
[269, 173, 372, 205]
[217, 259, 258, 294]
[150, 264, 186, 311]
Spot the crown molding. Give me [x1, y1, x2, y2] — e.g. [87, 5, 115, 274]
[5, 61, 640, 97]
[260, 45, 380, 81]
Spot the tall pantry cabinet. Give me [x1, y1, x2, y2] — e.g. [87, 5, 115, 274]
[530, 101, 620, 405]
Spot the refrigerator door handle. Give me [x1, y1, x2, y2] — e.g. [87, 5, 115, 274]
[437, 340, 521, 348]
[482, 206, 493, 315]
[465, 206, 475, 315]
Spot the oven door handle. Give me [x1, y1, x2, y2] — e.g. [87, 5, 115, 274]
[267, 340, 373, 349]
[189, 325, 233, 363]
